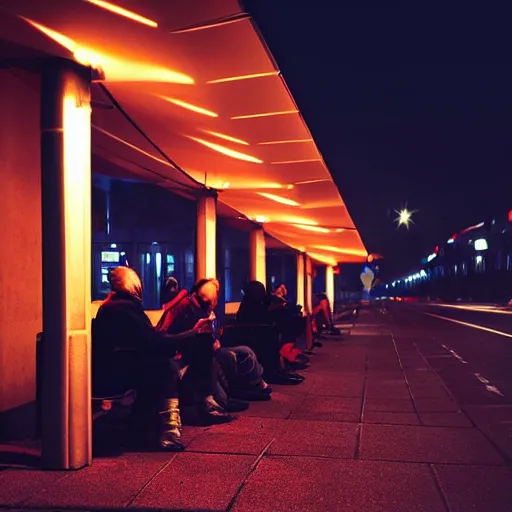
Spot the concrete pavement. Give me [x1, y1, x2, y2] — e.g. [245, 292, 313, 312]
[1, 307, 511, 511]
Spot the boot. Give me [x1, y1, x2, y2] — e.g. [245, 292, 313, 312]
[158, 398, 185, 451]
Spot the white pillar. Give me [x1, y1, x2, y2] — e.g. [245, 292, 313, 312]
[326, 265, 335, 313]
[249, 226, 266, 285]
[196, 191, 217, 280]
[305, 255, 313, 315]
[296, 252, 305, 308]
[41, 58, 92, 470]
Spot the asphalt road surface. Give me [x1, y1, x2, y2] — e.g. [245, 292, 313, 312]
[386, 302, 512, 460]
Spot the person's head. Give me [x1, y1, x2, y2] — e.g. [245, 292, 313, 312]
[165, 276, 179, 292]
[109, 266, 142, 301]
[191, 278, 220, 311]
[275, 284, 287, 298]
[243, 281, 266, 301]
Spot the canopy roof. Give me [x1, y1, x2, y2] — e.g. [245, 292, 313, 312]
[0, 0, 367, 265]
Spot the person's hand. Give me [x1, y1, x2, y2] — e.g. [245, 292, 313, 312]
[193, 317, 211, 331]
[213, 339, 221, 351]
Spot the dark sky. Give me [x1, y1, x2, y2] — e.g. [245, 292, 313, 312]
[244, 3, 512, 277]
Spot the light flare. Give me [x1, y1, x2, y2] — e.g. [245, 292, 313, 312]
[293, 224, 330, 233]
[257, 192, 300, 207]
[394, 207, 417, 229]
[258, 139, 313, 145]
[203, 131, 248, 145]
[158, 97, 217, 117]
[22, 18, 193, 83]
[231, 110, 298, 120]
[84, 0, 158, 27]
[188, 137, 263, 163]
[207, 72, 277, 83]
[312, 245, 368, 258]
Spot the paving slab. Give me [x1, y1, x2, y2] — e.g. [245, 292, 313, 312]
[24, 452, 173, 509]
[433, 464, 512, 512]
[307, 372, 365, 397]
[414, 397, 461, 413]
[130, 452, 255, 511]
[363, 411, 421, 426]
[364, 397, 416, 413]
[419, 412, 473, 428]
[360, 424, 504, 465]
[232, 457, 445, 512]
[0, 469, 69, 507]
[289, 395, 361, 423]
[269, 420, 358, 458]
[239, 391, 303, 419]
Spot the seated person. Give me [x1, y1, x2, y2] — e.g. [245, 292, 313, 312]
[237, 281, 305, 382]
[158, 279, 271, 407]
[161, 276, 179, 308]
[312, 293, 340, 334]
[92, 266, 184, 451]
[270, 283, 309, 367]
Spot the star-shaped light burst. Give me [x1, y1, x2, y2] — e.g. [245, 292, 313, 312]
[394, 206, 417, 229]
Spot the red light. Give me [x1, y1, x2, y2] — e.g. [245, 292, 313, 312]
[333, 266, 341, 275]
[434, 246, 439, 253]
[508, 209, 512, 222]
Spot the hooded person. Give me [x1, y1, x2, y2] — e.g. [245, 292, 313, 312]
[161, 276, 179, 308]
[92, 266, 184, 451]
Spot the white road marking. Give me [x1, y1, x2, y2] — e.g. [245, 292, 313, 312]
[425, 313, 512, 339]
[441, 344, 467, 364]
[474, 373, 505, 397]
[434, 304, 512, 315]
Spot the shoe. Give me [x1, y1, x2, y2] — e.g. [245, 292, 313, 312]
[267, 371, 304, 385]
[224, 399, 250, 412]
[158, 398, 185, 452]
[231, 389, 272, 402]
[201, 396, 235, 425]
[313, 341, 323, 348]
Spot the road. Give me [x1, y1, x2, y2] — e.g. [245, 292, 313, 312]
[386, 302, 512, 461]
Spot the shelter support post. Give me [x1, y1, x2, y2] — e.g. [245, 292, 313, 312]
[249, 226, 266, 285]
[304, 254, 314, 351]
[296, 252, 305, 309]
[41, 58, 92, 470]
[326, 265, 335, 313]
[196, 190, 217, 280]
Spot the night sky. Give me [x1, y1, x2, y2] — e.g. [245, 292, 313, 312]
[244, 3, 512, 278]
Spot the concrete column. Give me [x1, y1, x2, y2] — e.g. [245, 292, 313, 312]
[40, 59, 93, 469]
[296, 252, 305, 308]
[304, 255, 314, 351]
[249, 226, 266, 285]
[326, 265, 335, 313]
[195, 191, 217, 280]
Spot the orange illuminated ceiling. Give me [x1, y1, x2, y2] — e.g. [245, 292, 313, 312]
[0, 0, 367, 265]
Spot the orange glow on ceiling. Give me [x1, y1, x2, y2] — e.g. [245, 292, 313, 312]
[204, 131, 249, 145]
[188, 137, 263, 163]
[258, 139, 313, 145]
[313, 245, 368, 257]
[84, 0, 158, 27]
[257, 192, 300, 207]
[307, 252, 338, 266]
[158, 96, 217, 117]
[231, 110, 298, 120]
[293, 224, 330, 233]
[255, 216, 267, 223]
[271, 159, 322, 165]
[207, 72, 277, 84]
[294, 179, 330, 185]
[23, 18, 194, 83]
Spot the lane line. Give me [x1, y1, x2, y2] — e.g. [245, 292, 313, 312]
[474, 372, 505, 397]
[433, 304, 512, 315]
[425, 312, 512, 339]
[441, 344, 467, 364]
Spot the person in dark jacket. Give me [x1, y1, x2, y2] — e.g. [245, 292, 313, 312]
[237, 281, 305, 383]
[92, 266, 184, 451]
[161, 276, 179, 308]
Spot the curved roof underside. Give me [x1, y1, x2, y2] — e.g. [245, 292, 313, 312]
[0, 0, 367, 265]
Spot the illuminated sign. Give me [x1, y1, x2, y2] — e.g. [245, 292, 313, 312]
[427, 253, 437, 262]
[474, 238, 488, 251]
[101, 251, 119, 263]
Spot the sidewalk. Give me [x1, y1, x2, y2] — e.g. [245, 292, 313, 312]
[1, 309, 511, 511]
